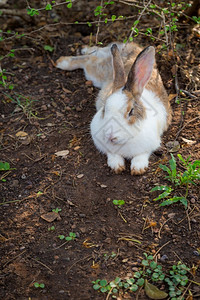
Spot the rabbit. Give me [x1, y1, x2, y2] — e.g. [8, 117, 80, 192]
[56, 42, 172, 175]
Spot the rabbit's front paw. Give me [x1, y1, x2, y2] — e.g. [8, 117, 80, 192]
[107, 153, 125, 174]
[131, 154, 149, 175]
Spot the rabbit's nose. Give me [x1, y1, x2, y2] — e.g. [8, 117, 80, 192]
[110, 137, 117, 143]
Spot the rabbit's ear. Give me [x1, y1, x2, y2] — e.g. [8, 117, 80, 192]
[111, 44, 126, 91]
[124, 46, 155, 97]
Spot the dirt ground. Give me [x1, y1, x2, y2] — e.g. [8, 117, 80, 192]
[0, 1, 200, 299]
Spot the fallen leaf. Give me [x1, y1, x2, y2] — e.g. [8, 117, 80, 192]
[77, 174, 84, 178]
[55, 150, 69, 158]
[145, 279, 168, 299]
[168, 94, 177, 101]
[62, 87, 72, 93]
[181, 137, 196, 145]
[74, 146, 80, 150]
[100, 184, 107, 188]
[91, 263, 100, 269]
[16, 131, 28, 138]
[41, 212, 61, 222]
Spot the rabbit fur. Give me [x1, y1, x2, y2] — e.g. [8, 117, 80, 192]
[56, 42, 171, 175]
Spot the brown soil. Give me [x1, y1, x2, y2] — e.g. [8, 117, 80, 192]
[0, 1, 200, 300]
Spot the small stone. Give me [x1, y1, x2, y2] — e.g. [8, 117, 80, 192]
[160, 254, 168, 262]
[41, 105, 47, 111]
[193, 251, 200, 256]
[190, 198, 196, 204]
[20, 246, 25, 250]
[168, 213, 176, 218]
[77, 174, 84, 179]
[79, 214, 86, 218]
[21, 174, 26, 179]
[80, 227, 86, 233]
[11, 179, 19, 187]
[76, 107, 82, 112]
[59, 290, 65, 294]
[132, 267, 139, 272]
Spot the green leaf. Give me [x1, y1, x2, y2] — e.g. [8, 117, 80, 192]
[114, 277, 121, 284]
[100, 279, 107, 287]
[137, 278, 145, 286]
[27, 8, 39, 16]
[39, 283, 45, 288]
[44, 45, 54, 52]
[133, 20, 139, 25]
[130, 284, 138, 292]
[144, 279, 168, 299]
[69, 232, 76, 237]
[142, 259, 149, 266]
[58, 235, 65, 240]
[0, 161, 10, 171]
[45, 3, 52, 10]
[34, 282, 40, 288]
[159, 164, 171, 175]
[93, 284, 100, 290]
[111, 15, 116, 21]
[100, 287, 107, 293]
[67, 3, 72, 8]
[65, 236, 72, 241]
[160, 196, 184, 207]
[150, 261, 157, 269]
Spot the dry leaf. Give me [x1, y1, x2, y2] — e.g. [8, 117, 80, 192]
[55, 150, 69, 158]
[41, 212, 61, 222]
[168, 94, 177, 101]
[77, 174, 84, 178]
[16, 131, 28, 138]
[181, 137, 196, 145]
[145, 279, 168, 299]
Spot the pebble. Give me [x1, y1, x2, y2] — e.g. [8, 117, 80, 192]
[79, 214, 86, 218]
[21, 174, 26, 179]
[59, 290, 65, 294]
[190, 198, 196, 204]
[193, 251, 200, 256]
[160, 254, 168, 262]
[11, 179, 19, 187]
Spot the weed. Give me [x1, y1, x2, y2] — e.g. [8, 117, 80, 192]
[52, 208, 61, 213]
[58, 232, 76, 241]
[34, 282, 45, 288]
[48, 226, 55, 231]
[112, 199, 125, 208]
[0, 161, 15, 182]
[92, 253, 191, 299]
[0, 161, 12, 171]
[151, 154, 200, 208]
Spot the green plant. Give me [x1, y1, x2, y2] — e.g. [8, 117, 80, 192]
[34, 282, 45, 288]
[44, 45, 54, 52]
[112, 199, 125, 208]
[58, 232, 76, 241]
[0, 161, 11, 171]
[0, 161, 15, 182]
[48, 226, 55, 231]
[52, 208, 62, 213]
[92, 253, 191, 299]
[151, 154, 200, 208]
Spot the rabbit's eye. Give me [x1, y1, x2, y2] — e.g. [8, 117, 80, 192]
[128, 108, 134, 117]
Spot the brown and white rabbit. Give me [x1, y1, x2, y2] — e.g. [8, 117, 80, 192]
[56, 42, 171, 175]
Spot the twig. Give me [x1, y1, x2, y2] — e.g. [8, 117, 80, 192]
[158, 217, 172, 239]
[153, 241, 171, 258]
[175, 116, 200, 140]
[31, 258, 54, 273]
[106, 287, 114, 300]
[3, 250, 26, 268]
[128, 0, 152, 42]
[66, 255, 92, 275]
[186, 208, 191, 231]
[95, 0, 104, 44]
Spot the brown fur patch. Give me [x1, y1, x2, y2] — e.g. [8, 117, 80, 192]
[123, 90, 146, 125]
